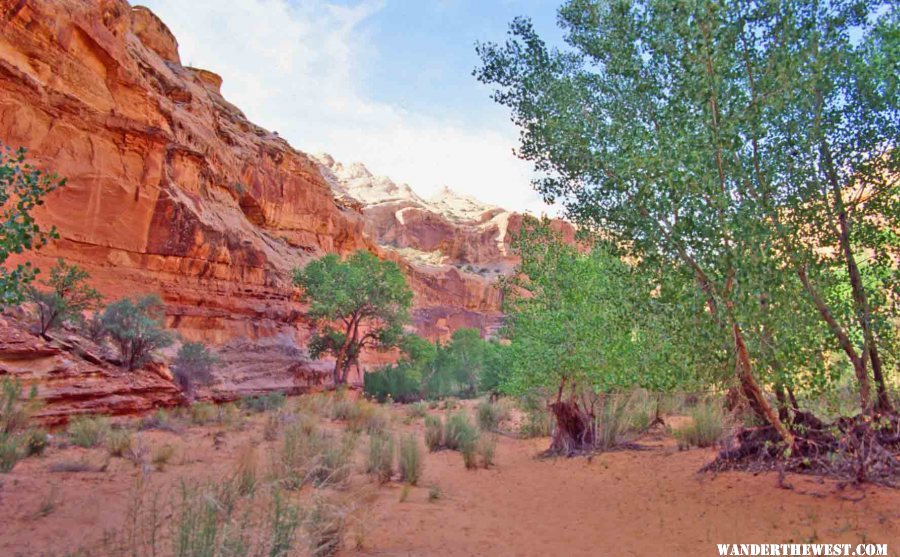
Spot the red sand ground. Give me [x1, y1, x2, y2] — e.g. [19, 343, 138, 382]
[0, 404, 897, 557]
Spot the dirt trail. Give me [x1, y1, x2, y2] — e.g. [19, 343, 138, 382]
[0, 406, 897, 557]
[362, 425, 899, 556]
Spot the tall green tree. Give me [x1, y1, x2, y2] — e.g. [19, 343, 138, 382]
[0, 144, 65, 305]
[293, 250, 413, 385]
[476, 0, 897, 442]
[500, 218, 656, 453]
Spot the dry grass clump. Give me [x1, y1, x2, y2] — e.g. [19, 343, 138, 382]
[405, 402, 428, 419]
[234, 443, 258, 497]
[23, 427, 48, 456]
[477, 434, 497, 468]
[332, 398, 389, 435]
[0, 433, 21, 472]
[68, 415, 111, 448]
[272, 421, 357, 490]
[189, 402, 218, 426]
[424, 415, 443, 451]
[139, 408, 181, 433]
[397, 434, 422, 485]
[476, 399, 510, 432]
[106, 428, 133, 457]
[304, 496, 346, 557]
[151, 444, 175, 471]
[673, 400, 728, 449]
[366, 432, 394, 484]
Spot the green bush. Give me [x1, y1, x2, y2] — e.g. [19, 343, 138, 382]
[366, 432, 394, 483]
[241, 392, 286, 413]
[68, 415, 110, 448]
[100, 295, 174, 370]
[673, 401, 727, 450]
[424, 415, 443, 451]
[363, 364, 420, 403]
[397, 434, 422, 485]
[518, 397, 553, 438]
[1, 377, 40, 435]
[189, 402, 218, 425]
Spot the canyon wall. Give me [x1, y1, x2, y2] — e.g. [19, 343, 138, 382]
[0, 0, 571, 415]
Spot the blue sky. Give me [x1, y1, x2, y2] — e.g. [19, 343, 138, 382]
[140, 0, 566, 214]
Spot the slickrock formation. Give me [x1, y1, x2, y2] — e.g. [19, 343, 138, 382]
[0, 0, 571, 413]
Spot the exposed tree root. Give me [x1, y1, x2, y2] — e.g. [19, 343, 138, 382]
[703, 411, 900, 487]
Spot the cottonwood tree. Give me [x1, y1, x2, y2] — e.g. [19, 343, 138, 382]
[293, 250, 412, 386]
[500, 218, 657, 454]
[0, 145, 64, 305]
[476, 0, 897, 443]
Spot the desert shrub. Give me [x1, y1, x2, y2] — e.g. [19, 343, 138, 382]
[441, 397, 460, 411]
[460, 436, 478, 469]
[366, 432, 394, 483]
[405, 401, 428, 419]
[241, 392, 286, 414]
[475, 399, 508, 431]
[23, 427, 48, 456]
[424, 415, 443, 451]
[151, 444, 175, 470]
[172, 482, 228, 557]
[397, 434, 422, 485]
[100, 295, 174, 371]
[25, 259, 102, 335]
[314, 433, 356, 487]
[477, 434, 497, 468]
[304, 496, 346, 557]
[295, 393, 332, 417]
[443, 412, 477, 451]
[274, 423, 355, 489]
[49, 458, 104, 473]
[263, 413, 282, 441]
[189, 402, 218, 426]
[68, 415, 110, 448]
[673, 401, 727, 449]
[0, 432, 20, 472]
[173, 342, 218, 400]
[106, 428, 133, 457]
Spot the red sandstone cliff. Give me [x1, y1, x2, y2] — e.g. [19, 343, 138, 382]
[0, 0, 571, 414]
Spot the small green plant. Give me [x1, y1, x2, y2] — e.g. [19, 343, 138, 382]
[1, 377, 41, 435]
[366, 432, 394, 484]
[0, 432, 20, 472]
[23, 427, 48, 456]
[518, 397, 553, 438]
[397, 434, 422, 485]
[106, 428, 133, 457]
[424, 415, 443, 451]
[68, 415, 110, 448]
[673, 400, 727, 450]
[269, 489, 300, 557]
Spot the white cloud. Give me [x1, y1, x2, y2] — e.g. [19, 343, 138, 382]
[139, 0, 553, 215]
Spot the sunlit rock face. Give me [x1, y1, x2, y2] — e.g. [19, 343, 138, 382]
[0, 1, 575, 405]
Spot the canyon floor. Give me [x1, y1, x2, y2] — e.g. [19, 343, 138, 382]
[1, 399, 898, 557]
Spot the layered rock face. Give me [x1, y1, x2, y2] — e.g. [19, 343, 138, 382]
[0, 0, 571, 414]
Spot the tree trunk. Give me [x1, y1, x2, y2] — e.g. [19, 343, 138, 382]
[548, 399, 594, 456]
[732, 321, 795, 447]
